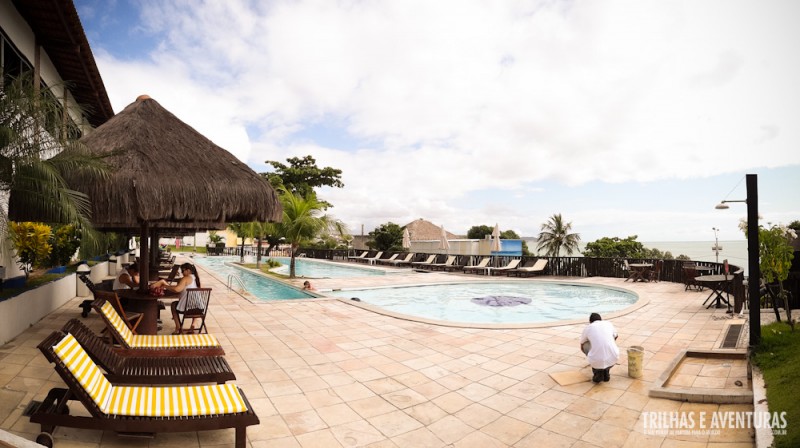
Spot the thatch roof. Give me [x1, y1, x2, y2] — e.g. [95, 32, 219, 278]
[403, 218, 459, 240]
[62, 96, 281, 231]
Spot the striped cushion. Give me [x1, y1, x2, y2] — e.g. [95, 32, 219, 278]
[99, 301, 133, 345]
[129, 333, 219, 349]
[53, 334, 113, 411]
[106, 383, 248, 417]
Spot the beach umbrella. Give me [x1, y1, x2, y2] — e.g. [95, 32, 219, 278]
[438, 225, 450, 252]
[42, 95, 281, 291]
[402, 228, 411, 249]
[491, 223, 502, 253]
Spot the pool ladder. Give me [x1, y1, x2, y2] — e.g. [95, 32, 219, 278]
[227, 274, 246, 292]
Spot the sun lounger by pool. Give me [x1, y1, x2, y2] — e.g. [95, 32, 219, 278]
[507, 259, 548, 277]
[386, 253, 415, 266]
[61, 319, 235, 385]
[93, 298, 224, 356]
[348, 251, 368, 261]
[429, 255, 456, 271]
[30, 333, 258, 448]
[463, 257, 491, 274]
[411, 254, 437, 269]
[357, 251, 383, 264]
[489, 259, 521, 275]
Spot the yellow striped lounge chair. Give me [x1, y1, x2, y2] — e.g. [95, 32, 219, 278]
[92, 298, 224, 356]
[30, 333, 258, 448]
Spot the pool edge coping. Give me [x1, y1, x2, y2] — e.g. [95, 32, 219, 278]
[331, 280, 648, 329]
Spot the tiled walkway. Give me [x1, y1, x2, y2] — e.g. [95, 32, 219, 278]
[0, 257, 757, 447]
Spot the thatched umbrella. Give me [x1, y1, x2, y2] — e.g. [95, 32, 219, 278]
[66, 95, 281, 290]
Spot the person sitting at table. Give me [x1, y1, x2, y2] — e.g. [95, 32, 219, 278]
[112, 263, 139, 290]
[150, 263, 202, 334]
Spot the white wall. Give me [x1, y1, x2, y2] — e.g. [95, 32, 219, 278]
[0, 274, 76, 346]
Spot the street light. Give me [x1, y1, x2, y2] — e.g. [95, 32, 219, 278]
[714, 174, 760, 346]
[711, 227, 722, 263]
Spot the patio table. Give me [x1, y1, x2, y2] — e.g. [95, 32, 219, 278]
[116, 288, 179, 335]
[628, 263, 652, 282]
[696, 274, 733, 312]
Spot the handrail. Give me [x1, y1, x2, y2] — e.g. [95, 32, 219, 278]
[226, 274, 246, 292]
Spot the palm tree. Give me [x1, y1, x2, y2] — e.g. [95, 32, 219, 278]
[1, 74, 108, 250]
[227, 222, 254, 263]
[277, 188, 344, 278]
[250, 221, 281, 269]
[536, 214, 581, 257]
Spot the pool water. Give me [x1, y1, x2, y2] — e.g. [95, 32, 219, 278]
[327, 282, 638, 324]
[194, 257, 314, 300]
[268, 257, 388, 278]
[197, 255, 387, 279]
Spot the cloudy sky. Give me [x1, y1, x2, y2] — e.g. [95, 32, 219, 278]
[74, 0, 799, 243]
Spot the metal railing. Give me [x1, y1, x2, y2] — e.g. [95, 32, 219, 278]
[226, 274, 246, 292]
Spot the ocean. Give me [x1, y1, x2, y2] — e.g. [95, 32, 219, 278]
[527, 239, 750, 273]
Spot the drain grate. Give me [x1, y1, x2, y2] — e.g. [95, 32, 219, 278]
[721, 324, 743, 348]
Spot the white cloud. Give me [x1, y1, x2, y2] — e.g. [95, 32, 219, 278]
[91, 0, 800, 238]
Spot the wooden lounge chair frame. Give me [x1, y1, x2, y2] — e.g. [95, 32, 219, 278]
[429, 255, 457, 271]
[411, 254, 437, 269]
[94, 290, 143, 334]
[387, 253, 415, 266]
[490, 259, 521, 275]
[92, 297, 225, 357]
[357, 251, 383, 264]
[30, 334, 258, 448]
[463, 257, 491, 274]
[61, 319, 235, 384]
[347, 251, 368, 261]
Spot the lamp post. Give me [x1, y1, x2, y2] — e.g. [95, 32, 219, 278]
[711, 227, 722, 263]
[715, 174, 760, 346]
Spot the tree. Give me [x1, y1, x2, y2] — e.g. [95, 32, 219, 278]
[367, 222, 405, 251]
[262, 155, 343, 208]
[583, 236, 644, 258]
[759, 224, 796, 328]
[536, 214, 581, 256]
[277, 188, 331, 278]
[1, 74, 108, 250]
[466, 225, 494, 240]
[227, 222, 254, 263]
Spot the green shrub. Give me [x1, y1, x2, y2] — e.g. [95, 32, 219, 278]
[49, 224, 81, 267]
[8, 222, 52, 277]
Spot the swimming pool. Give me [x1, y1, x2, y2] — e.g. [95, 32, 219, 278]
[197, 255, 387, 278]
[327, 282, 640, 326]
[194, 257, 314, 300]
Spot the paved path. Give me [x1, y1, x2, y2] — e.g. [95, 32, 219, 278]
[0, 257, 755, 447]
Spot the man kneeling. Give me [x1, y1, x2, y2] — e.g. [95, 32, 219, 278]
[580, 313, 619, 383]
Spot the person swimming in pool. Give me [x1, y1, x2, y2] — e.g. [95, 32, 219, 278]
[302, 280, 315, 291]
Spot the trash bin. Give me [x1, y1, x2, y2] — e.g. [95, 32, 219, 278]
[108, 256, 117, 276]
[76, 264, 92, 297]
[627, 346, 644, 379]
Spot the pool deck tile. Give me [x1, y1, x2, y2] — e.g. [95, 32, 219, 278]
[0, 255, 759, 447]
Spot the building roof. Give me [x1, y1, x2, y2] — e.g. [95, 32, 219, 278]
[11, 0, 114, 127]
[403, 218, 459, 240]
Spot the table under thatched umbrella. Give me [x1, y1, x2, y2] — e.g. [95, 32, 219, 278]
[64, 95, 281, 290]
